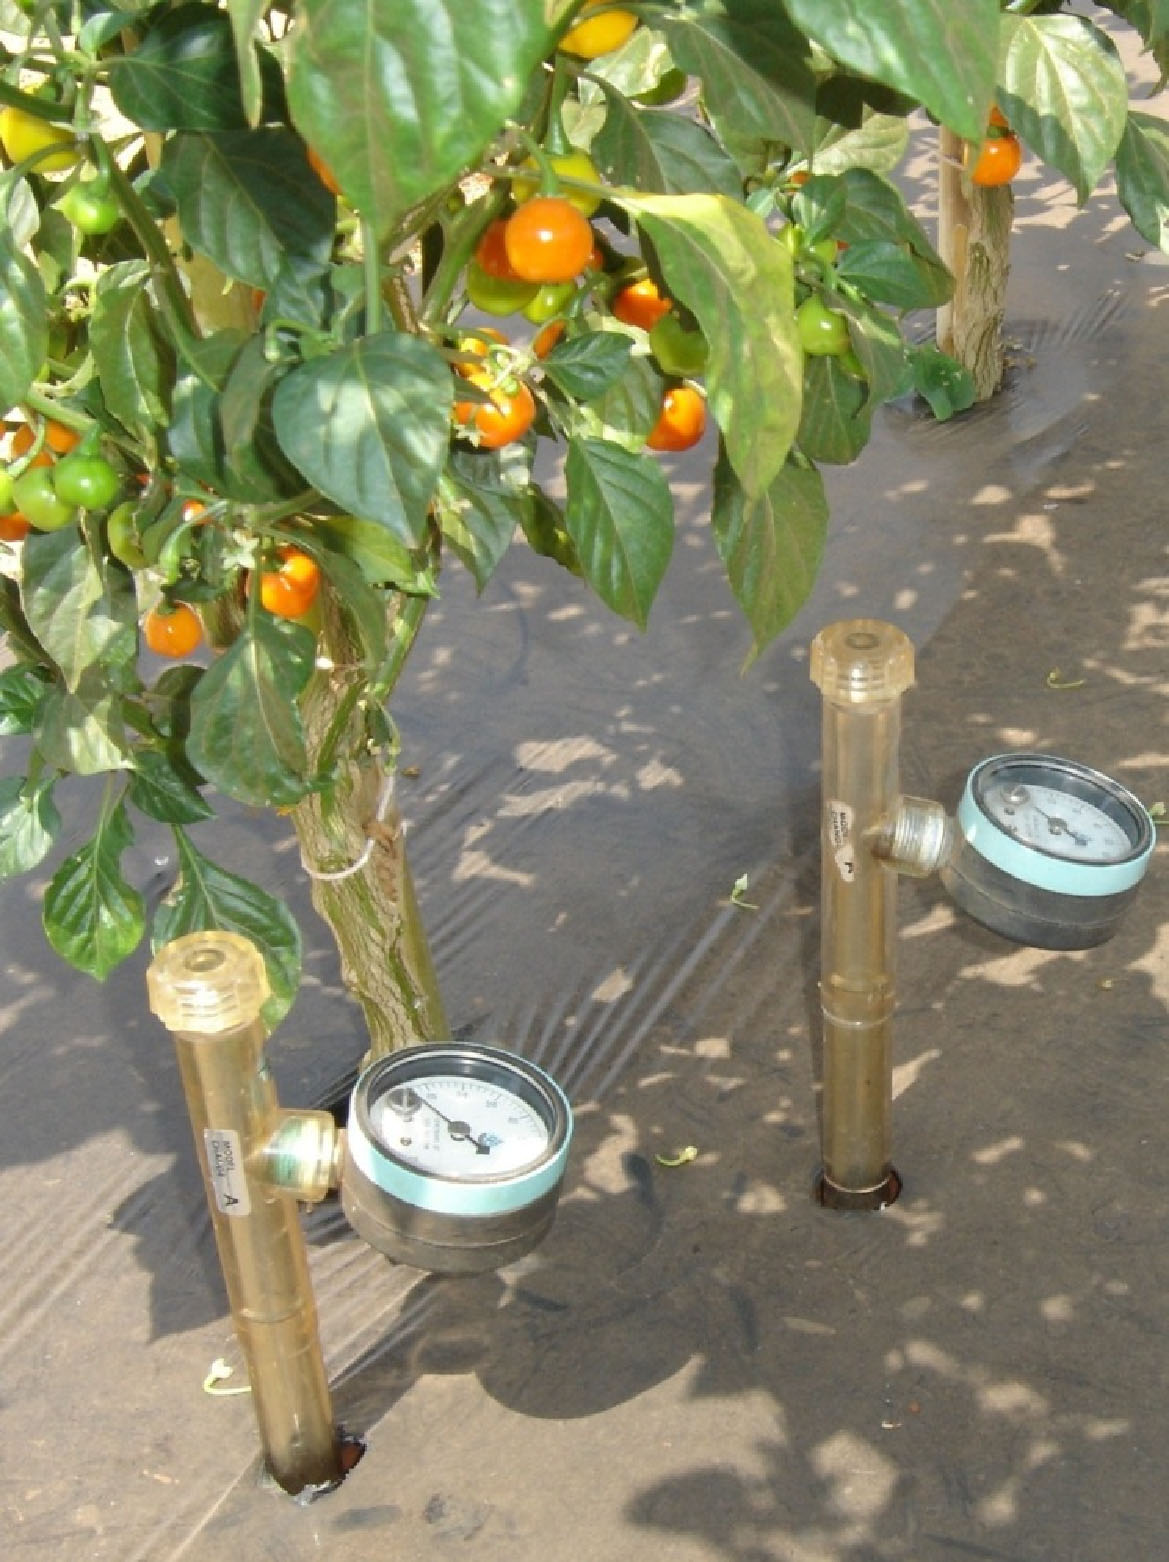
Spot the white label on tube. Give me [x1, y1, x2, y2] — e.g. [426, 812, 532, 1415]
[203, 1127, 251, 1217]
[828, 800, 856, 882]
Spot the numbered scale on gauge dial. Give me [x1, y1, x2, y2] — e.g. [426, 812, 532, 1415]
[342, 1044, 573, 1274]
[941, 753, 1155, 949]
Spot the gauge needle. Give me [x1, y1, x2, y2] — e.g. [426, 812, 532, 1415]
[415, 1095, 493, 1155]
[1034, 806, 1088, 847]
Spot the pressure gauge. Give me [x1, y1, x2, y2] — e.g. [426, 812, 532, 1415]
[341, 1044, 573, 1274]
[941, 753, 1155, 949]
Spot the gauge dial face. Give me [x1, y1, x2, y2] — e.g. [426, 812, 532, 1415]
[981, 778, 1134, 863]
[370, 1071, 552, 1180]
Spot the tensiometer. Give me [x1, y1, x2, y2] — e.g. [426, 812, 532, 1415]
[341, 1043, 573, 1274]
[941, 753, 1155, 948]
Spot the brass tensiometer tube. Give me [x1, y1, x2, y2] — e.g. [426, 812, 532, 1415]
[810, 620, 915, 1210]
[147, 932, 344, 1494]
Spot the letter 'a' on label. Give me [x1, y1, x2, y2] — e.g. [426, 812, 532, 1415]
[203, 1127, 252, 1217]
[828, 799, 856, 882]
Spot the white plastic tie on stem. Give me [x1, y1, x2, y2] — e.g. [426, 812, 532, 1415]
[301, 774, 396, 883]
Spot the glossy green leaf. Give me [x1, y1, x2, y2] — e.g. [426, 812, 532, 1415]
[797, 355, 872, 465]
[36, 679, 131, 775]
[783, 0, 999, 144]
[153, 827, 302, 1029]
[618, 192, 801, 496]
[569, 351, 661, 451]
[108, 4, 279, 131]
[188, 613, 317, 807]
[286, 0, 566, 235]
[0, 233, 48, 415]
[313, 545, 391, 669]
[660, 3, 817, 156]
[90, 261, 173, 441]
[0, 776, 60, 880]
[227, 0, 269, 124]
[711, 446, 827, 662]
[162, 129, 336, 288]
[563, 438, 673, 629]
[592, 99, 743, 200]
[219, 338, 307, 502]
[311, 513, 434, 590]
[43, 799, 145, 979]
[539, 331, 634, 402]
[437, 451, 528, 592]
[998, 14, 1129, 201]
[0, 664, 53, 736]
[128, 746, 214, 824]
[808, 113, 910, 178]
[1116, 112, 1169, 250]
[21, 528, 138, 693]
[272, 332, 452, 547]
[910, 344, 976, 422]
[437, 480, 522, 592]
[834, 237, 952, 309]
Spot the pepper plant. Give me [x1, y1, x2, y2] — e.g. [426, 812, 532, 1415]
[1, 1, 1167, 1055]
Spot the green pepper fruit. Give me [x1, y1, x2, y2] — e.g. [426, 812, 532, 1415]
[465, 259, 539, 316]
[648, 312, 709, 376]
[57, 182, 120, 236]
[12, 467, 77, 531]
[53, 451, 121, 509]
[796, 295, 850, 357]
[523, 281, 576, 323]
[106, 502, 148, 568]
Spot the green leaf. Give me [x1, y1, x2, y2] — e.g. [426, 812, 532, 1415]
[0, 664, 53, 736]
[437, 458, 525, 592]
[227, 0, 269, 125]
[617, 192, 802, 496]
[286, 0, 564, 236]
[90, 261, 173, 441]
[313, 545, 391, 668]
[21, 528, 139, 693]
[0, 776, 60, 880]
[311, 512, 434, 589]
[188, 613, 316, 808]
[998, 14, 1129, 201]
[0, 576, 43, 664]
[783, 0, 999, 144]
[272, 332, 453, 547]
[36, 678, 132, 775]
[660, 3, 817, 156]
[711, 446, 827, 662]
[811, 168, 948, 269]
[910, 344, 976, 422]
[0, 232, 48, 415]
[107, 4, 281, 131]
[128, 746, 214, 824]
[1116, 112, 1169, 250]
[519, 484, 581, 576]
[592, 98, 744, 199]
[808, 113, 911, 178]
[162, 129, 336, 289]
[563, 438, 674, 629]
[218, 338, 307, 502]
[43, 799, 146, 980]
[834, 237, 952, 309]
[154, 828, 302, 1029]
[797, 355, 871, 465]
[539, 330, 634, 401]
[838, 302, 911, 407]
[569, 348, 661, 449]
